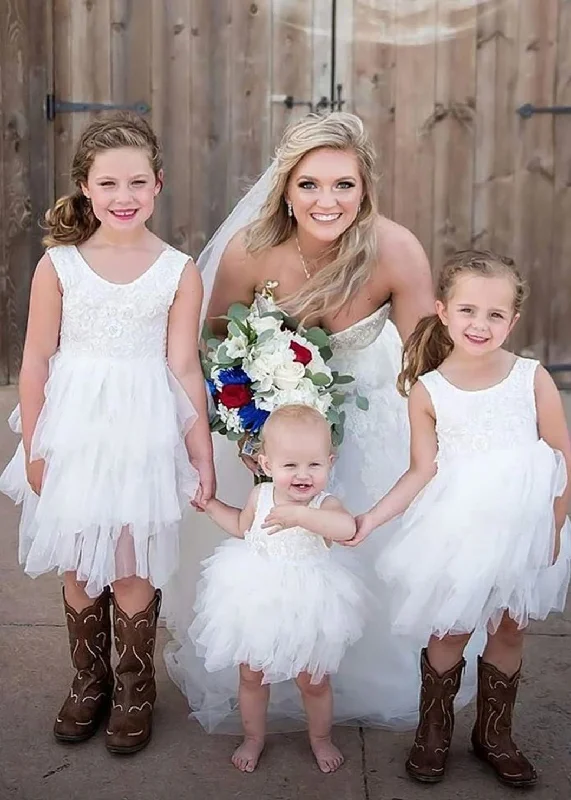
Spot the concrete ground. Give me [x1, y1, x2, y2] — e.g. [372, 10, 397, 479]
[1, 384, 570, 800]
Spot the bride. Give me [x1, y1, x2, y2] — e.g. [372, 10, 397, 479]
[163, 112, 477, 732]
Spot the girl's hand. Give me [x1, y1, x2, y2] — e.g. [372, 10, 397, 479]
[262, 504, 302, 534]
[342, 513, 376, 547]
[26, 458, 45, 496]
[192, 460, 216, 511]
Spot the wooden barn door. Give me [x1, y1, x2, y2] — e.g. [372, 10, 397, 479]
[337, 0, 571, 367]
[3, 1, 570, 384]
[48, 0, 342, 255]
[0, 0, 53, 384]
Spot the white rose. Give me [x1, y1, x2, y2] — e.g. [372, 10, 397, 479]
[273, 361, 306, 391]
[250, 314, 282, 337]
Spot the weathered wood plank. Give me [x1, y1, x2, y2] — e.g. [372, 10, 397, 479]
[1, 0, 52, 383]
[393, 0, 437, 258]
[352, 0, 396, 218]
[270, 0, 314, 152]
[512, 0, 558, 359]
[549, 0, 571, 365]
[206, 0, 232, 233]
[228, 0, 272, 209]
[187, 0, 211, 256]
[163, 0, 193, 252]
[312, 0, 333, 113]
[0, 0, 8, 383]
[432, 0, 477, 269]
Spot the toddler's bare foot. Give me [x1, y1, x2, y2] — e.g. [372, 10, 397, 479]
[232, 737, 265, 772]
[310, 736, 345, 773]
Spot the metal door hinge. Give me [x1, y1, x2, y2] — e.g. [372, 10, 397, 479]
[517, 103, 571, 119]
[46, 94, 150, 121]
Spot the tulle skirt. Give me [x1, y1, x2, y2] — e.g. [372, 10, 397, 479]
[0, 352, 199, 597]
[378, 441, 571, 639]
[190, 538, 368, 686]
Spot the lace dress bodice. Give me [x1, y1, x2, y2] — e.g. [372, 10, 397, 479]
[246, 483, 329, 560]
[49, 245, 188, 360]
[419, 357, 539, 461]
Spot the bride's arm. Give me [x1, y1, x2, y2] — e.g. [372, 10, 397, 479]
[344, 381, 437, 546]
[206, 233, 259, 336]
[378, 221, 434, 342]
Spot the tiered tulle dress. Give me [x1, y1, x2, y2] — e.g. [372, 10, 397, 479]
[379, 357, 571, 639]
[185, 482, 367, 728]
[0, 244, 199, 598]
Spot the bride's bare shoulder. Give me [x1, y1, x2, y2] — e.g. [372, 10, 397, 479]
[374, 215, 431, 284]
[219, 230, 271, 275]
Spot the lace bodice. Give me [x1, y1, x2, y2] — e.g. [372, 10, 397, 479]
[48, 245, 189, 360]
[246, 483, 330, 560]
[420, 357, 539, 460]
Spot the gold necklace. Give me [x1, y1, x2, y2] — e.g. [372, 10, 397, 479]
[295, 236, 312, 280]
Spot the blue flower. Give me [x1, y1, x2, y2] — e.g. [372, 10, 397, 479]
[238, 402, 270, 434]
[206, 379, 217, 398]
[217, 367, 250, 386]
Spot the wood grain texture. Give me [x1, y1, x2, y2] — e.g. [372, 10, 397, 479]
[432, 1, 477, 269]
[3, 0, 571, 382]
[512, 0, 558, 359]
[270, 0, 314, 152]
[549, 0, 571, 365]
[0, 0, 53, 383]
[393, 0, 437, 259]
[351, 0, 396, 218]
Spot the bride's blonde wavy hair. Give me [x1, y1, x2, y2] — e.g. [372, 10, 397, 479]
[244, 112, 379, 324]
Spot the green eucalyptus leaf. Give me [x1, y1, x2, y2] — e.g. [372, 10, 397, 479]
[227, 303, 250, 321]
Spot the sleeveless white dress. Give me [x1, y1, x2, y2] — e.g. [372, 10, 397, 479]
[379, 357, 571, 639]
[0, 244, 199, 598]
[190, 484, 366, 696]
[164, 304, 482, 731]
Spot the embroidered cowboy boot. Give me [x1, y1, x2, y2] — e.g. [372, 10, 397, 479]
[471, 657, 537, 787]
[54, 587, 113, 742]
[105, 589, 161, 755]
[405, 648, 465, 783]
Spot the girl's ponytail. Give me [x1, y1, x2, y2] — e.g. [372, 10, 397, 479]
[397, 314, 453, 397]
[42, 189, 99, 248]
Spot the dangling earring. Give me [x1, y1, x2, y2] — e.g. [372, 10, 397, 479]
[287, 201, 293, 218]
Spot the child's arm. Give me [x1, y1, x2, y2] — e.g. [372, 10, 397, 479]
[262, 495, 356, 542]
[344, 380, 437, 547]
[167, 260, 215, 506]
[535, 365, 571, 559]
[204, 485, 259, 539]
[19, 255, 62, 494]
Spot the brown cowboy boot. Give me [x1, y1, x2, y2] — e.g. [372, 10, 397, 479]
[471, 657, 537, 787]
[54, 587, 113, 743]
[105, 589, 161, 755]
[405, 648, 465, 783]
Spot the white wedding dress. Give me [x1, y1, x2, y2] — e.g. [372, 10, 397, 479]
[163, 301, 480, 732]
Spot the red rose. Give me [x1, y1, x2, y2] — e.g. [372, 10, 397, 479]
[290, 341, 312, 367]
[219, 383, 252, 409]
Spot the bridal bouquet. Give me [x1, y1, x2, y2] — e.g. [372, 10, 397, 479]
[202, 292, 367, 448]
